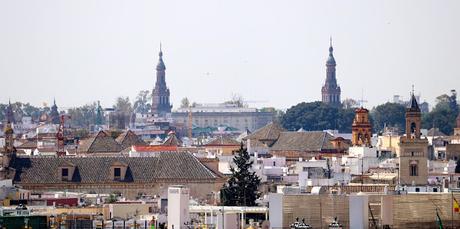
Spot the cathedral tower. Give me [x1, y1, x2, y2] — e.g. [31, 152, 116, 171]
[50, 99, 60, 124]
[1, 121, 15, 179]
[321, 38, 341, 106]
[5, 100, 15, 124]
[351, 107, 372, 147]
[151, 46, 172, 116]
[398, 91, 429, 186]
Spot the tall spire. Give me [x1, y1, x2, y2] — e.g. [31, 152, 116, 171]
[5, 99, 15, 124]
[409, 85, 420, 112]
[329, 36, 333, 53]
[321, 38, 341, 106]
[156, 43, 166, 71]
[327, 37, 336, 65]
[152, 44, 172, 115]
[50, 98, 60, 124]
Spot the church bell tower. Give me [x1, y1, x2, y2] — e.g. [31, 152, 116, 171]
[398, 90, 428, 186]
[352, 107, 372, 147]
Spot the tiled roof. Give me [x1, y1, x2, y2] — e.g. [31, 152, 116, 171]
[205, 136, 240, 146]
[115, 130, 147, 149]
[11, 152, 218, 184]
[163, 132, 182, 146]
[132, 145, 178, 152]
[17, 140, 37, 149]
[78, 131, 123, 153]
[245, 121, 285, 141]
[426, 128, 447, 137]
[270, 131, 335, 152]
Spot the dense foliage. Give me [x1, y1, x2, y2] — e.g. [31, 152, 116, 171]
[280, 101, 355, 132]
[370, 103, 406, 134]
[422, 92, 459, 135]
[220, 145, 261, 206]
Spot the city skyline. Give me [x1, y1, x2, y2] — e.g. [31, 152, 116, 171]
[1, 0, 459, 110]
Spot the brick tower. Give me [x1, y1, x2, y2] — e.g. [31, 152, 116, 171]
[352, 107, 372, 147]
[398, 92, 428, 186]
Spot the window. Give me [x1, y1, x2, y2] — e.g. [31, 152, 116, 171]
[433, 188, 438, 192]
[273, 161, 276, 166]
[415, 188, 420, 192]
[410, 164, 418, 176]
[62, 168, 69, 177]
[114, 168, 121, 178]
[411, 152, 414, 157]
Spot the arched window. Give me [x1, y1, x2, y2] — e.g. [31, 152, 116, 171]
[410, 161, 418, 176]
[410, 122, 417, 135]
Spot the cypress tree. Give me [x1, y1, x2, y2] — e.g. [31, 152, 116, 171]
[220, 144, 261, 206]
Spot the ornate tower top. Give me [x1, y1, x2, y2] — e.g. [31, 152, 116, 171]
[156, 43, 166, 71]
[50, 99, 60, 124]
[151, 45, 172, 116]
[404, 89, 422, 139]
[352, 107, 372, 147]
[327, 37, 336, 66]
[5, 100, 15, 124]
[321, 38, 341, 106]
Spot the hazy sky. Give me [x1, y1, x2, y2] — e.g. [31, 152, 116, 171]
[1, 0, 459, 110]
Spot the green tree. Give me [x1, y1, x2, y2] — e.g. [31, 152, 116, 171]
[371, 103, 406, 134]
[67, 102, 98, 128]
[224, 94, 246, 108]
[180, 97, 190, 108]
[280, 101, 355, 132]
[113, 97, 133, 113]
[220, 145, 260, 206]
[342, 98, 359, 109]
[422, 92, 459, 135]
[133, 90, 151, 114]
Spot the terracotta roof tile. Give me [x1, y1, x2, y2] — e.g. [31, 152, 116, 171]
[11, 152, 218, 184]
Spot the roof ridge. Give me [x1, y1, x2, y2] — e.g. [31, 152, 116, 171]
[192, 153, 218, 179]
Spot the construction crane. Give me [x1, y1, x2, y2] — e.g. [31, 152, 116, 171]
[56, 114, 71, 156]
[188, 106, 193, 140]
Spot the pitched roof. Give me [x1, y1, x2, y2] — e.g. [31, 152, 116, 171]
[132, 145, 178, 152]
[205, 136, 240, 146]
[17, 140, 37, 149]
[407, 94, 420, 112]
[426, 128, 447, 137]
[115, 130, 147, 149]
[11, 152, 218, 184]
[270, 131, 335, 152]
[245, 121, 285, 141]
[163, 132, 182, 146]
[78, 131, 123, 153]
